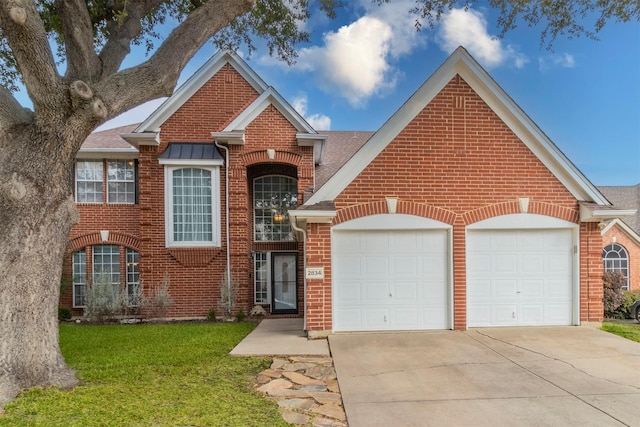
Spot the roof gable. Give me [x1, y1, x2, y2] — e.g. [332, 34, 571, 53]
[135, 51, 268, 133]
[306, 46, 609, 206]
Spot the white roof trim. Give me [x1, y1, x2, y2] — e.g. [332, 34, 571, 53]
[120, 132, 159, 148]
[288, 209, 336, 224]
[220, 87, 316, 134]
[579, 204, 637, 222]
[134, 51, 268, 133]
[306, 46, 610, 206]
[601, 218, 640, 246]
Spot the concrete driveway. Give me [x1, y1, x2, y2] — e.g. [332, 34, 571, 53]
[329, 327, 640, 427]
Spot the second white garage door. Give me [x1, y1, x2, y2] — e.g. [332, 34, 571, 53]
[333, 229, 449, 332]
[467, 228, 574, 327]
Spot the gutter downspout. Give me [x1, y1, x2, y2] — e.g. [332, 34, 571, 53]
[290, 217, 307, 331]
[214, 140, 231, 315]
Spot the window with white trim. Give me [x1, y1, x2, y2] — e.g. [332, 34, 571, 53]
[253, 175, 297, 241]
[126, 248, 140, 306]
[254, 252, 268, 303]
[73, 250, 87, 307]
[603, 243, 630, 290]
[76, 160, 103, 203]
[93, 245, 120, 293]
[107, 160, 136, 203]
[164, 166, 221, 247]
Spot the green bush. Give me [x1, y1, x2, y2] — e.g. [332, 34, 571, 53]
[235, 309, 246, 322]
[612, 290, 640, 319]
[58, 307, 72, 321]
[603, 271, 626, 318]
[207, 308, 216, 322]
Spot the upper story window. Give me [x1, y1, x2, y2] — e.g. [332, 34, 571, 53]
[75, 159, 137, 204]
[163, 166, 221, 247]
[107, 160, 136, 203]
[603, 243, 630, 291]
[253, 175, 298, 242]
[76, 160, 103, 203]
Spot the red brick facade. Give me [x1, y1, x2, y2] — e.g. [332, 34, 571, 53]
[62, 48, 612, 331]
[304, 74, 604, 332]
[602, 224, 640, 292]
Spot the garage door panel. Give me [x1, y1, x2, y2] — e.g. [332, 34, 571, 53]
[334, 229, 448, 331]
[335, 281, 362, 302]
[468, 229, 573, 327]
[495, 254, 518, 273]
[365, 282, 390, 301]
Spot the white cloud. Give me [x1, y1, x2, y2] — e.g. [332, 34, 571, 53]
[292, 94, 331, 130]
[538, 53, 577, 71]
[263, 1, 427, 108]
[437, 8, 528, 69]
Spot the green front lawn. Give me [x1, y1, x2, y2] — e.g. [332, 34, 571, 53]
[602, 322, 640, 343]
[0, 322, 287, 427]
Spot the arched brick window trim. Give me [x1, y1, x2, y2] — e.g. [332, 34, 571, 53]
[334, 200, 455, 226]
[242, 150, 302, 168]
[463, 200, 579, 226]
[67, 232, 140, 253]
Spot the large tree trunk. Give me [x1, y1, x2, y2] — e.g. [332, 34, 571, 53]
[0, 124, 81, 405]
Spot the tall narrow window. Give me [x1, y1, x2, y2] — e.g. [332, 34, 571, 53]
[107, 160, 136, 203]
[165, 167, 220, 246]
[76, 160, 103, 203]
[603, 243, 630, 290]
[254, 176, 298, 241]
[73, 250, 87, 307]
[254, 252, 268, 304]
[126, 249, 140, 306]
[93, 245, 120, 295]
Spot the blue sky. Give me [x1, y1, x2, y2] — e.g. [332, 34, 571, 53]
[97, 1, 640, 186]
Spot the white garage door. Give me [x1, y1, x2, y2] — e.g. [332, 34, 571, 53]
[467, 229, 573, 327]
[333, 229, 448, 331]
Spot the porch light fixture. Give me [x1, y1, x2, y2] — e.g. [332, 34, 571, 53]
[273, 211, 285, 223]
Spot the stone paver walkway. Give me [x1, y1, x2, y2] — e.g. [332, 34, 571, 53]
[255, 356, 347, 426]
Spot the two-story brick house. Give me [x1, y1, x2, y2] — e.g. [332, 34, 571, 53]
[61, 47, 633, 334]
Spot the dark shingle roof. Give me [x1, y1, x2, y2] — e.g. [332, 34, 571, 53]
[598, 184, 640, 233]
[315, 130, 374, 190]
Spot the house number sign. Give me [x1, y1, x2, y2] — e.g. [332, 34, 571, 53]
[305, 267, 324, 279]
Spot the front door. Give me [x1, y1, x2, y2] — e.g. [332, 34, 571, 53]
[271, 252, 297, 314]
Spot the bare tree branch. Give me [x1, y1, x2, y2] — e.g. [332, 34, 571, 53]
[0, 0, 64, 119]
[0, 86, 32, 132]
[98, 0, 165, 77]
[56, 0, 102, 81]
[95, 0, 256, 120]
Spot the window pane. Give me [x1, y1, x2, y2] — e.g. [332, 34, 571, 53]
[93, 245, 120, 285]
[76, 161, 103, 203]
[603, 243, 630, 290]
[107, 160, 136, 204]
[126, 249, 140, 306]
[172, 168, 213, 242]
[254, 252, 268, 304]
[253, 176, 298, 241]
[73, 250, 86, 307]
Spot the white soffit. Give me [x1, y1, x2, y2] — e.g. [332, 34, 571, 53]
[134, 51, 269, 133]
[305, 46, 609, 207]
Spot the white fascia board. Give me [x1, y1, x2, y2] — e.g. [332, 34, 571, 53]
[135, 51, 268, 133]
[297, 133, 328, 165]
[305, 46, 609, 207]
[76, 148, 138, 159]
[222, 87, 318, 134]
[454, 53, 609, 205]
[288, 209, 336, 224]
[579, 204, 637, 222]
[601, 218, 640, 245]
[120, 132, 159, 148]
[305, 52, 459, 205]
[211, 131, 245, 145]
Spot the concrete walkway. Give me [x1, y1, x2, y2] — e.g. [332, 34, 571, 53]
[230, 318, 330, 356]
[330, 326, 640, 427]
